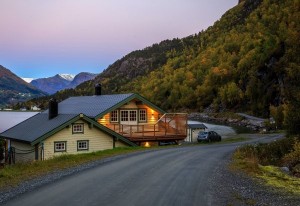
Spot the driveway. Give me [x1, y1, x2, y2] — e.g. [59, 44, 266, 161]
[1, 134, 293, 206]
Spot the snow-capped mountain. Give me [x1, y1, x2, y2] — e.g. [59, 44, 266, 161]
[30, 73, 97, 94]
[22, 78, 35, 83]
[58, 74, 75, 81]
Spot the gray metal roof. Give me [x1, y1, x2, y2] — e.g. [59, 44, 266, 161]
[188, 123, 207, 129]
[0, 113, 77, 143]
[43, 93, 134, 117]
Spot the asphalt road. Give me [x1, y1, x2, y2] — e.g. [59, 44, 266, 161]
[2, 134, 283, 206]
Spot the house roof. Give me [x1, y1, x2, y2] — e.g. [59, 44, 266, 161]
[43, 93, 166, 118]
[187, 123, 207, 129]
[0, 113, 137, 147]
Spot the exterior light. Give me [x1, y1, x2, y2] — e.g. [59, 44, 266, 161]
[144, 142, 150, 147]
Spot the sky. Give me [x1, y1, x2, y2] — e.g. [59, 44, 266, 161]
[0, 0, 237, 79]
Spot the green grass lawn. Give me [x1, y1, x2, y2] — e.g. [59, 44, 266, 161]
[0, 147, 152, 190]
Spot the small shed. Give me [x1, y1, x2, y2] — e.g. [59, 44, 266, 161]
[186, 123, 207, 142]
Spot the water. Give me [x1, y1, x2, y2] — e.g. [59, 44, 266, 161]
[0, 111, 39, 132]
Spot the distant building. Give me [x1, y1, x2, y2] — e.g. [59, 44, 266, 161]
[31, 106, 41, 111]
[20, 108, 27, 111]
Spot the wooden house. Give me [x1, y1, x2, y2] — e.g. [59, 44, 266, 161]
[0, 85, 187, 162]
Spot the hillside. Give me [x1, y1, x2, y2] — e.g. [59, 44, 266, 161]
[21, 0, 300, 132]
[0, 65, 46, 107]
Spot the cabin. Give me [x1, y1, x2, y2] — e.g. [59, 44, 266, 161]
[0, 85, 187, 162]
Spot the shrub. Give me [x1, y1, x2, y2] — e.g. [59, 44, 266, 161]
[282, 140, 300, 175]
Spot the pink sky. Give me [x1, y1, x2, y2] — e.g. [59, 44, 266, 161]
[0, 0, 237, 78]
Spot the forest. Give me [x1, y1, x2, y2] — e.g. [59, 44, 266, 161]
[18, 0, 300, 135]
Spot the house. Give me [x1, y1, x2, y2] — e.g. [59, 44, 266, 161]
[31, 106, 41, 111]
[186, 123, 207, 142]
[0, 85, 187, 162]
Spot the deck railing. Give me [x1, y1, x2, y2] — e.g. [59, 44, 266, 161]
[107, 113, 187, 141]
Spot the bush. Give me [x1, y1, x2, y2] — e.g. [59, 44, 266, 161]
[282, 140, 300, 176]
[255, 138, 296, 165]
[234, 137, 297, 167]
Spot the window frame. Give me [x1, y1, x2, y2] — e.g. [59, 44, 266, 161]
[54, 141, 67, 152]
[110, 110, 119, 123]
[72, 123, 84, 134]
[138, 109, 147, 122]
[120, 110, 129, 122]
[77, 140, 89, 151]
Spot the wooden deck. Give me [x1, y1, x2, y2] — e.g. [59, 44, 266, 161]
[104, 113, 188, 143]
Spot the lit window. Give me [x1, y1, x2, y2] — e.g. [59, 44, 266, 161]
[73, 123, 84, 134]
[121, 110, 128, 121]
[129, 110, 137, 121]
[77, 140, 89, 151]
[54, 141, 66, 152]
[139, 109, 147, 122]
[110, 110, 118, 122]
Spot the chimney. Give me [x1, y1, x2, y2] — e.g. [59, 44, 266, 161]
[95, 84, 102, 95]
[49, 99, 58, 119]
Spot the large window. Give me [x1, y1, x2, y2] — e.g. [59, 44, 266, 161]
[72, 123, 84, 134]
[139, 109, 147, 122]
[110, 110, 118, 122]
[54, 141, 66, 152]
[77, 140, 89, 151]
[120, 110, 137, 123]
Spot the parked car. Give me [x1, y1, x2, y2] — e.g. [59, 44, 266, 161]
[197, 131, 221, 142]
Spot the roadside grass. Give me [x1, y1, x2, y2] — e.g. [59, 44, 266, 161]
[0, 146, 154, 190]
[231, 137, 300, 195]
[258, 165, 300, 194]
[196, 135, 250, 145]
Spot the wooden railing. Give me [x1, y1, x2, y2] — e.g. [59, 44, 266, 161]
[107, 113, 187, 141]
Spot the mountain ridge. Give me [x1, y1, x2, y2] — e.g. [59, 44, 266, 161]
[30, 72, 97, 94]
[0, 65, 46, 107]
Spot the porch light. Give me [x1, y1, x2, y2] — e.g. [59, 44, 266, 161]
[144, 142, 150, 147]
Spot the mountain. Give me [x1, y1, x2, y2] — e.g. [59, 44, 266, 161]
[31, 74, 72, 94]
[0, 65, 46, 107]
[21, 0, 300, 133]
[30, 72, 97, 94]
[68, 72, 97, 88]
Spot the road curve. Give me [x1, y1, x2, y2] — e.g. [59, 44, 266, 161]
[2, 135, 282, 206]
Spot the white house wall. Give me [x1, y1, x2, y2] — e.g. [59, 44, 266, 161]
[43, 120, 126, 160]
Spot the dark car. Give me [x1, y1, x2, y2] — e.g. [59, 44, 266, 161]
[197, 131, 221, 142]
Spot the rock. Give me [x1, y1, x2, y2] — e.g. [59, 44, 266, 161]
[280, 167, 290, 174]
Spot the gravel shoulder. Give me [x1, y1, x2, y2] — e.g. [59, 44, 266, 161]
[209, 154, 300, 206]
